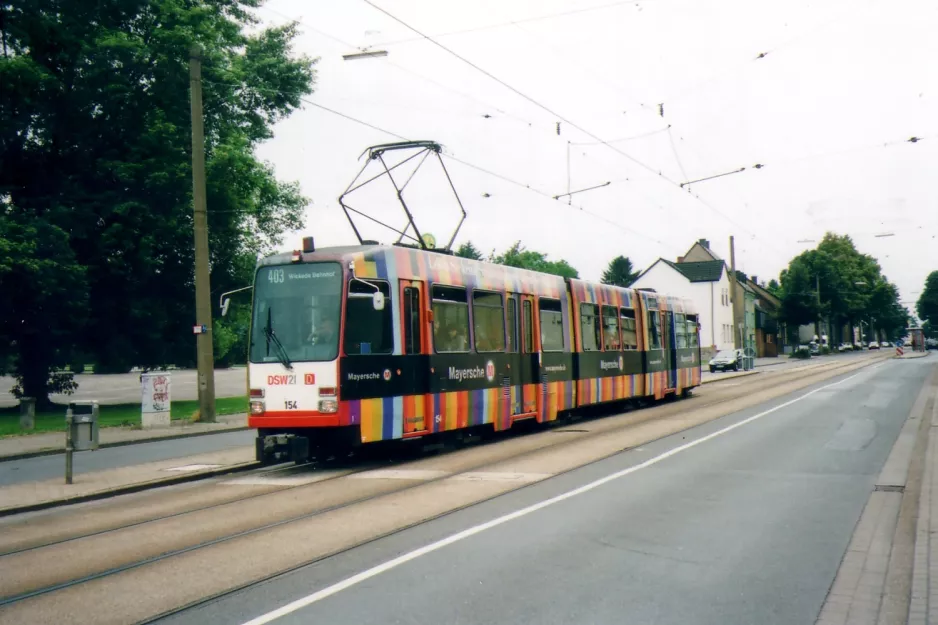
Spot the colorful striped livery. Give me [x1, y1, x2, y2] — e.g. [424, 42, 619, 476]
[247, 244, 701, 462]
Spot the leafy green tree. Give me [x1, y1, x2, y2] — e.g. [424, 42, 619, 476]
[917, 271, 938, 332]
[0, 0, 315, 405]
[489, 241, 579, 279]
[0, 213, 87, 402]
[765, 279, 781, 297]
[601, 256, 640, 287]
[778, 233, 906, 343]
[454, 241, 484, 261]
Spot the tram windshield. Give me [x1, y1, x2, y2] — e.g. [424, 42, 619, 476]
[249, 263, 342, 364]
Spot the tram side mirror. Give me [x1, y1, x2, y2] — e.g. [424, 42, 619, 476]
[373, 291, 385, 311]
[221, 298, 231, 317]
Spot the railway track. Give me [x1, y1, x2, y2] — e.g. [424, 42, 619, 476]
[0, 412, 630, 607]
[0, 355, 887, 625]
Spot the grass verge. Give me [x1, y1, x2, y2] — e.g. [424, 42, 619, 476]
[0, 396, 247, 437]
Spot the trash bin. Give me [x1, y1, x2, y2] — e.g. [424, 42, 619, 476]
[68, 401, 99, 451]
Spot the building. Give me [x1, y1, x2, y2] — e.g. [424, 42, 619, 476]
[747, 278, 781, 357]
[635, 238, 787, 359]
[632, 246, 734, 359]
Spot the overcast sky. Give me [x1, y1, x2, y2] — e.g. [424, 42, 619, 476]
[251, 0, 938, 308]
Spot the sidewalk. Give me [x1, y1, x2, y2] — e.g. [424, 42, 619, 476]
[755, 356, 787, 367]
[909, 374, 938, 624]
[0, 412, 248, 461]
[0, 446, 256, 516]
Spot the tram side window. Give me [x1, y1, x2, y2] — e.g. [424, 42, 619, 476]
[675, 313, 687, 349]
[507, 298, 518, 353]
[539, 298, 565, 351]
[619, 308, 638, 350]
[580, 303, 601, 351]
[403, 286, 421, 355]
[686, 315, 700, 348]
[602, 306, 620, 351]
[432, 285, 470, 353]
[647, 310, 662, 350]
[473, 291, 506, 352]
[345, 280, 393, 355]
[523, 300, 533, 353]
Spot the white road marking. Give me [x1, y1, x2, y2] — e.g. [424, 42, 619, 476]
[348, 469, 448, 481]
[451, 472, 552, 483]
[163, 464, 223, 472]
[240, 369, 867, 625]
[222, 472, 345, 486]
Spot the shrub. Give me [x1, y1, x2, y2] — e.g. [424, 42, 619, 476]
[790, 347, 811, 359]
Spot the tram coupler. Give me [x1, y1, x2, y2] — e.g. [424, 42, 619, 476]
[256, 433, 310, 465]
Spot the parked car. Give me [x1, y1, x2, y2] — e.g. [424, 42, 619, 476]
[927, 338, 938, 350]
[809, 341, 821, 355]
[869, 341, 880, 350]
[838, 343, 852, 353]
[881, 341, 891, 348]
[709, 349, 745, 372]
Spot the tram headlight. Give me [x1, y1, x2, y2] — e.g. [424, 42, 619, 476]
[250, 400, 265, 415]
[318, 399, 338, 413]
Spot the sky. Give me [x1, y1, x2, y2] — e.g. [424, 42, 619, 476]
[250, 0, 938, 308]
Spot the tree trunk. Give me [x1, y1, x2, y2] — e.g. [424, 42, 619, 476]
[16, 336, 54, 409]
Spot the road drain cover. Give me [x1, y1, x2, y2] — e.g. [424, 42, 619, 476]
[874, 484, 904, 492]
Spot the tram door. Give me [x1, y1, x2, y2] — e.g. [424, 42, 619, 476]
[400, 280, 429, 435]
[514, 294, 539, 421]
[506, 295, 523, 416]
[662, 311, 677, 390]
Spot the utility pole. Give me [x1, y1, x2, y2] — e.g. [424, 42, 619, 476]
[189, 45, 216, 422]
[728, 235, 740, 348]
[816, 273, 822, 342]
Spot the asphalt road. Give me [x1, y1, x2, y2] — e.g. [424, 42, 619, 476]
[701, 349, 871, 383]
[160, 357, 932, 625]
[0, 352, 872, 484]
[0, 430, 254, 486]
[0, 368, 247, 407]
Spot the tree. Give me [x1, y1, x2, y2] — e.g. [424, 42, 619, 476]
[0, 0, 315, 405]
[489, 241, 579, 279]
[778, 233, 906, 343]
[766, 279, 781, 297]
[601, 256, 640, 287]
[454, 241, 484, 261]
[917, 271, 938, 332]
[0, 213, 87, 401]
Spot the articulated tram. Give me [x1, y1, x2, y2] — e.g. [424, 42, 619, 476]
[247, 239, 701, 463]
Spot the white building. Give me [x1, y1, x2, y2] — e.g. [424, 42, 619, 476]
[632, 244, 735, 358]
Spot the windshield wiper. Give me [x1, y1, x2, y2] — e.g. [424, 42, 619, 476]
[264, 308, 293, 370]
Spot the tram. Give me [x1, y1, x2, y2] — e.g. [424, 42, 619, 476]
[246, 238, 701, 463]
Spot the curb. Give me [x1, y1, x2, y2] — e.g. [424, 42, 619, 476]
[0, 460, 261, 518]
[0, 425, 251, 463]
[702, 370, 760, 384]
[0, 354, 892, 517]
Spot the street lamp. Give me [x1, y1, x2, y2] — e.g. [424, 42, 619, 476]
[342, 49, 389, 61]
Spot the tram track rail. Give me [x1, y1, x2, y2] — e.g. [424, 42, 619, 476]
[0, 413, 639, 607]
[0, 354, 889, 622]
